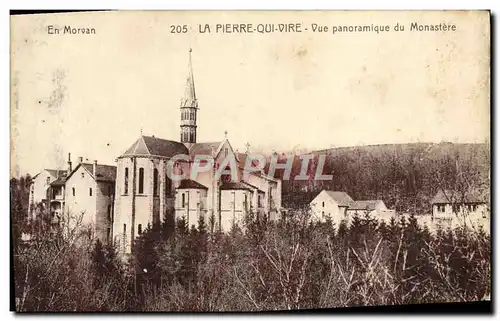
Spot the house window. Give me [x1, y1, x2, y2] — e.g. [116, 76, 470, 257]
[182, 193, 186, 208]
[107, 228, 111, 242]
[123, 224, 126, 233]
[138, 167, 144, 194]
[81, 172, 85, 178]
[138, 224, 142, 235]
[89, 188, 92, 196]
[437, 204, 445, 213]
[46, 177, 50, 185]
[124, 168, 129, 194]
[72, 187, 75, 196]
[153, 168, 159, 196]
[244, 194, 248, 211]
[452, 204, 460, 213]
[322, 201, 325, 207]
[258, 195, 262, 207]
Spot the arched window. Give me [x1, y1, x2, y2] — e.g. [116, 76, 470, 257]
[124, 167, 129, 194]
[138, 167, 144, 194]
[153, 168, 159, 196]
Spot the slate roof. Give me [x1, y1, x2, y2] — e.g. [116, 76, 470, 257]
[33, 169, 68, 180]
[348, 200, 384, 211]
[189, 142, 223, 157]
[80, 163, 117, 182]
[121, 135, 189, 158]
[237, 152, 262, 170]
[46, 169, 68, 178]
[431, 189, 487, 204]
[323, 191, 354, 207]
[220, 181, 254, 191]
[177, 179, 208, 190]
[50, 178, 66, 186]
[240, 181, 265, 193]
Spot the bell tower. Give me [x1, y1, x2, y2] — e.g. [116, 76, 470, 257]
[180, 48, 198, 148]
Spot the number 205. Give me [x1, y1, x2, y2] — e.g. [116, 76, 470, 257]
[170, 25, 188, 33]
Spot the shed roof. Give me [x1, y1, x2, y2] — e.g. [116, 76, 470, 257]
[348, 200, 384, 211]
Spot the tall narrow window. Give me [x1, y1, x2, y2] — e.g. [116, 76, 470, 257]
[244, 194, 248, 211]
[107, 204, 112, 221]
[124, 167, 129, 194]
[182, 193, 186, 208]
[165, 174, 172, 197]
[123, 224, 126, 233]
[138, 224, 142, 235]
[153, 168, 159, 196]
[72, 187, 75, 196]
[89, 188, 92, 196]
[138, 167, 144, 194]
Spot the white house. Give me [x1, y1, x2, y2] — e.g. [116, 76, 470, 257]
[430, 189, 489, 230]
[309, 190, 354, 225]
[64, 158, 116, 243]
[28, 168, 68, 217]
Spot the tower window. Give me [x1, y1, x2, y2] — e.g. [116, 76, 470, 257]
[138, 167, 144, 194]
[72, 187, 75, 196]
[89, 188, 92, 196]
[322, 201, 325, 207]
[124, 167, 129, 194]
[182, 193, 186, 208]
[123, 224, 126, 233]
[138, 224, 142, 235]
[153, 168, 159, 196]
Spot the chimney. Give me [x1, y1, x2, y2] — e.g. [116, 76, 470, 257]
[67, 153, 72, 172]
[93, 160, 97, 177]
[78, 156, 83, 164]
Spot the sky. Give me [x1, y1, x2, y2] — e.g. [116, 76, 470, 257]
[10, 11, 490, 176]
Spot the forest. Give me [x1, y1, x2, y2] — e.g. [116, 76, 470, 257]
[12, 183, 490, 311]
[278, 142, 490, 213]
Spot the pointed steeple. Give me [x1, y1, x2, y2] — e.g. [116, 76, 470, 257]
[181, 48, 198, 108]
[180, 48, 199, 146]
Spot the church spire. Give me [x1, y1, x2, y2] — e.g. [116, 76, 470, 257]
[181, 48, 197, 108]
[180, 48, 198, 146]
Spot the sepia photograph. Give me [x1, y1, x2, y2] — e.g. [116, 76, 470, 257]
[10, 10, 491, 312]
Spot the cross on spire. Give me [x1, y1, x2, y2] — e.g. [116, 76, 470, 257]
[224, 130, 228, 139]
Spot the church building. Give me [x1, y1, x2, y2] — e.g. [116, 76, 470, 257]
[112, 49, 282, 254]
